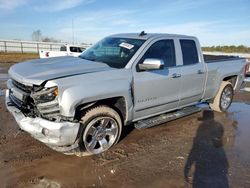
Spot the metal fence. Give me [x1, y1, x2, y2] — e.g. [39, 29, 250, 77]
[0, 39, 90, 53]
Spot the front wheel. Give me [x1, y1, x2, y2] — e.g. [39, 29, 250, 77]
[79, 105, 122, 155]
[209, 81, 234, 112]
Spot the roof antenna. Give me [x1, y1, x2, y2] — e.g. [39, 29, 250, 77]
[139, 31, 147, 36]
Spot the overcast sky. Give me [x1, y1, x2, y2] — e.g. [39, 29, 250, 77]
[0, 0, 249, 46]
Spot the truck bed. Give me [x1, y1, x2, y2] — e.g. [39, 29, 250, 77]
[202, 55, 246, 100]
[203, 54, 240, 63]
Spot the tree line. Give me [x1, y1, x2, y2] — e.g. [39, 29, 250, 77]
[202, 45, 250, 54]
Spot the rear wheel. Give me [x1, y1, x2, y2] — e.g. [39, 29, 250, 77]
[79, 105, 122, 155]
[209, 81, 234, 112]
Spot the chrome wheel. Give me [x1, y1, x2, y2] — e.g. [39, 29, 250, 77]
[220, 86, 233, 110]
[83, 116, 119, 154]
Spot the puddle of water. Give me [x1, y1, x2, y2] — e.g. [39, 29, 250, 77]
[228, 102, 250, 162]
[244, 77, 250, 82]
[241, 87, 250, 92]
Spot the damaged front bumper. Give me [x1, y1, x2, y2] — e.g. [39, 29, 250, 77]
[5, 89, 80, 152]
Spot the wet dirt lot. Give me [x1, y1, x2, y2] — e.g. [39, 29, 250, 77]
[1, 62, 250, 188]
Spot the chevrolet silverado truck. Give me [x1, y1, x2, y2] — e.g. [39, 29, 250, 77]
[5, 33, 248, 155]
[39, 44, 87, 58]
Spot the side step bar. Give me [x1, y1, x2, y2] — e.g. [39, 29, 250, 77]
[134, 105, 203, 130]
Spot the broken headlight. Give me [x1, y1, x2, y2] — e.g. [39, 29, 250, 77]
[32, 86, 58, 103]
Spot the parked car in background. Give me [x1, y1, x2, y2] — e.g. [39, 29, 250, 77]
[6, 32, 248, 156]
[39, 44, 87, 58]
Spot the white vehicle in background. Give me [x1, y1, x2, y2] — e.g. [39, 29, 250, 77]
[39, 44, 87, 58]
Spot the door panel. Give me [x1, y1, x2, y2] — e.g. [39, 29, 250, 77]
[132, 39, 182, 120]
[179, 63, 206, 106]
[133, 67, 181, 120]
[178, 39, 206, 106]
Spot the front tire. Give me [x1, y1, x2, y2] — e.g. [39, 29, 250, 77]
[79, 105, 122, 155]
[209, 81, 234, 112]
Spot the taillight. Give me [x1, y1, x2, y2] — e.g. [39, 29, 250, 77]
[45, 52, 49, 57]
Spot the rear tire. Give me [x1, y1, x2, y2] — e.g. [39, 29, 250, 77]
[79, 105, 122, 155]
[209, 81, 234, 112]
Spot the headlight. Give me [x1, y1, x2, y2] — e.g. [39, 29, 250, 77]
[32, 86, 58, 103]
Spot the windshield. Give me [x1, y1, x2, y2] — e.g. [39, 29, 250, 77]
[79, 37, 145, 68]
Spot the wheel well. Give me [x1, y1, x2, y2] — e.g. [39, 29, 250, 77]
[223, 75, 237, 88]
[75, 97, 127, 124]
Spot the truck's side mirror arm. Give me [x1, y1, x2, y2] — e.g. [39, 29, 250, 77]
[138, 58, 164, 71]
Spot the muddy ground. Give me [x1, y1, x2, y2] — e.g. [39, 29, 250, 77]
[1, 62, 250, 188]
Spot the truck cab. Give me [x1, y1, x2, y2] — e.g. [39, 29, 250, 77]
[129, 35, 206, 120]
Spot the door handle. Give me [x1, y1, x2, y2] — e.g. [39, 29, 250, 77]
[197, 70, 205, 74]
[172, 73, 181, 78]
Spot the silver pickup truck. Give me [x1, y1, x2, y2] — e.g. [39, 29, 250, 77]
[5, 33, 248, 155]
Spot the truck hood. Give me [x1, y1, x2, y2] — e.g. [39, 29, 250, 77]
[8, 56, 112, 86]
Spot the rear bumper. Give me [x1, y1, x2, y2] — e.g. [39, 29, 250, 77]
[5, 89, 80, 151]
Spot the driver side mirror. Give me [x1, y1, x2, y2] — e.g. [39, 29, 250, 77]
[138, 58, 164, 71]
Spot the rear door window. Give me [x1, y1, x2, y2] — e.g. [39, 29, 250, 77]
[180, 40, 199, 65]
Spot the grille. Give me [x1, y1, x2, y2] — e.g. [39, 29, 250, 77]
[9, 93, 23, 109]
[12, 79, 32, 94]
[9, 79, 60, 119]
[9, 90, 35, 115]
[9, 79, 35, 114]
